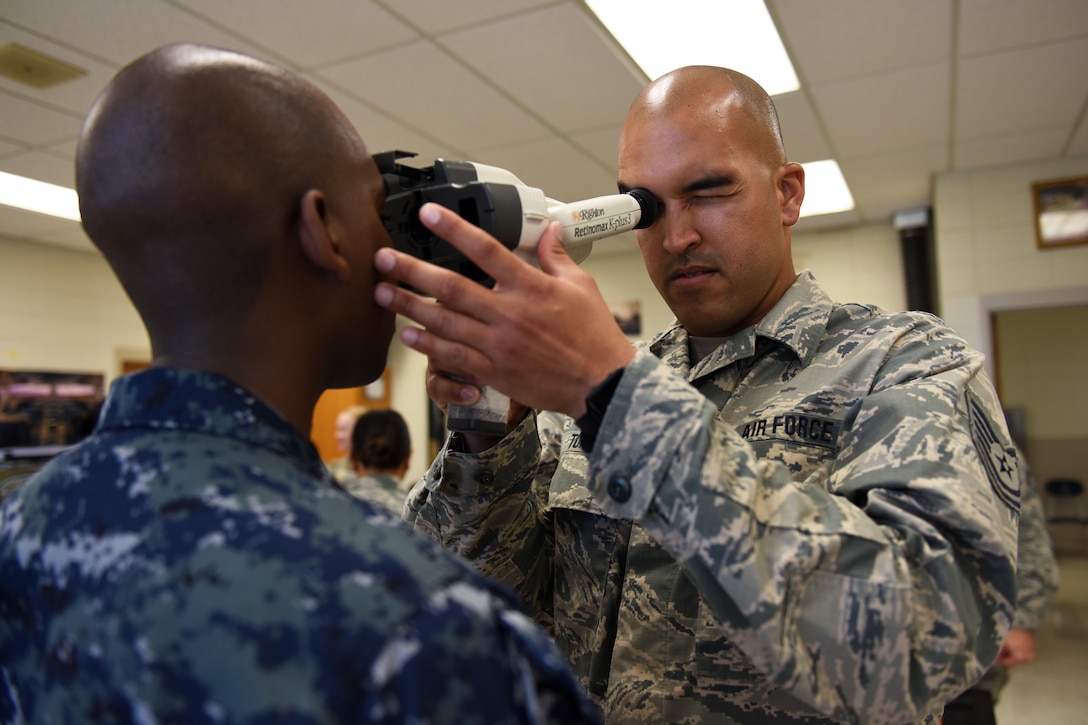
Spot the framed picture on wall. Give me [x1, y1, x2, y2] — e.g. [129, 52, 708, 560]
[608, 299, 642, 336]
[1032, 176, 1088, 249]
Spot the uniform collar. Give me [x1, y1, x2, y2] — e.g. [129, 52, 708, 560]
[649, 270, 833, 379]
[98, 367, 327, 476]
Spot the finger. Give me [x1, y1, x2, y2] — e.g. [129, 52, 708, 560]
[374, 248, 494, 323]
[535, 221, 576, 276]
[374, 280, 490, 347]
[417, 203, 537, 286]
[427, 368, 481, 410]
[399, 325, 495, 384]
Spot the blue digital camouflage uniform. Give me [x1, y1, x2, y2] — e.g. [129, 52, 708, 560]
[0, 368, 602, 725]
[405, 272, 1019, 724]
[343, 472, 409, 516]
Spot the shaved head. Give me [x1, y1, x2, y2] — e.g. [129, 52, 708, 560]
[75, 44, 394, 427]
[625, 65, 786, 168]
[76, 43, 367, 333]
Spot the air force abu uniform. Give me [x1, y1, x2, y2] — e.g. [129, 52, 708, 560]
[406, 271, 1019, 724]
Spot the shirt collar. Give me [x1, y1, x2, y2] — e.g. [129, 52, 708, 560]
[649, 270, 833, 376]
[98, 367, 327, 476]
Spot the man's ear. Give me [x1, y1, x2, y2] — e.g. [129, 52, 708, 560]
[777, 162, 805, 227]
[298, 189, 351, 281]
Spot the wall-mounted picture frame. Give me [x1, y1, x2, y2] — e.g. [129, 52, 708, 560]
[608, 299, 642, 336]
[1032, 176, 1088, 249]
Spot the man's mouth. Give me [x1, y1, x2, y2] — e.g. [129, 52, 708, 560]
[671, 266, 714, 282]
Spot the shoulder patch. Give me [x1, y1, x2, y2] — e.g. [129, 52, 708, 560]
[967, 392, 1020, 512]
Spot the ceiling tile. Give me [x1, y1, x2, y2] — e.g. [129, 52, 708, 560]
[439, 4, 643, 134]
[813, 64, 950, 158]
[568, 125, 623, 173]
[773, 91, 833, 163]
[772, 0, 951, 84]
[381, 0, 555, 34]
[959, 0, 1088, 55]
[954, 129, 1066, 170]
[175, 0, 417, 69]
[316, 40, 550, 153]
[955, 38, 1088, 140]
[0, 24, 121, 116]
[0, 138, 27, 157]
[464, 136, 620, 207]
[1068, 121, 1088, 157]
[309, 78, 450, 160]
[0, 149, 75, 187]
[0, 92, 83, 146]
[1, 0, 269, 67]
[839, 144, 948, 219]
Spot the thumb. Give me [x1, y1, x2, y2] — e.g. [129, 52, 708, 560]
[537, 222, 575, 275]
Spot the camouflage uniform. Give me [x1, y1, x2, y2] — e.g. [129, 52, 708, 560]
[343, 472, 409, 516]
[405, 272, 1019, 724]
[966, 456, 1059, 698]
[0, 368, 601, 724]
[326, 456, 355, 484]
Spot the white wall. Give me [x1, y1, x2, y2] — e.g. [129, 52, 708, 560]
[935, 155, 1088, 376]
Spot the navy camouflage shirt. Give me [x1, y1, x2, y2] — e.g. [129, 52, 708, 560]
[0, 368, 601, 724]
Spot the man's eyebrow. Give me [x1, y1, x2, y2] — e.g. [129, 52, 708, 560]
[617, 174, 735, 196]
[683, 174, 734, 193]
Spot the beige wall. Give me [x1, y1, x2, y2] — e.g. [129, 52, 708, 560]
[995, 305, 1088, 440]
[0, 237, 148, 375]
[934, 157, 1088, 547]
[993, 304, 1088, 552]
[582, 219, 907, 335]
[935, 155, 1088, 375]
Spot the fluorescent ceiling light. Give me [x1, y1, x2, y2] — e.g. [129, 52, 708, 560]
[0, 170, 80, 221]
[799, 160, 854, 217]
[586, 0, 799, 95]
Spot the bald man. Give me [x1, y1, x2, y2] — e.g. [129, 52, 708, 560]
[0, 44, 601, 724]
[374, 66, 1020, 723]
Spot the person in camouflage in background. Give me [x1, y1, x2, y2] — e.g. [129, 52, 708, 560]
[943, 452, 1060, 724]
[0, 43, 602, 725]
[372, 66, 1020, 724]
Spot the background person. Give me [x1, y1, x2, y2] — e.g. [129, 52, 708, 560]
[943, 451, 1060, 725]
[327, 403, 369, 482]
[344, 408, 412, 513]
[0, 43, 601, 725]
[374, 65, 1019, 724]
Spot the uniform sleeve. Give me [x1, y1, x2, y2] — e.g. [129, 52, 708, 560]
[364, 580, 602, 724]
[586, 332, 1018, 723]
[1012, 461, 1059, 630]
[403, 412, 565, 624]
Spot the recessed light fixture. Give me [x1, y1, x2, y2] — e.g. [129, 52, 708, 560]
[0, 171, 81, 221]
[585, 0, 800, 95]
[799, 160, 854, 217]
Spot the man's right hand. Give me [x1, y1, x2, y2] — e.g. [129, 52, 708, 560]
[374, 203, 637, 421]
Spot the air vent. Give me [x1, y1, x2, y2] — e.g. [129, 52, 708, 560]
[0, 43, 87, 89]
